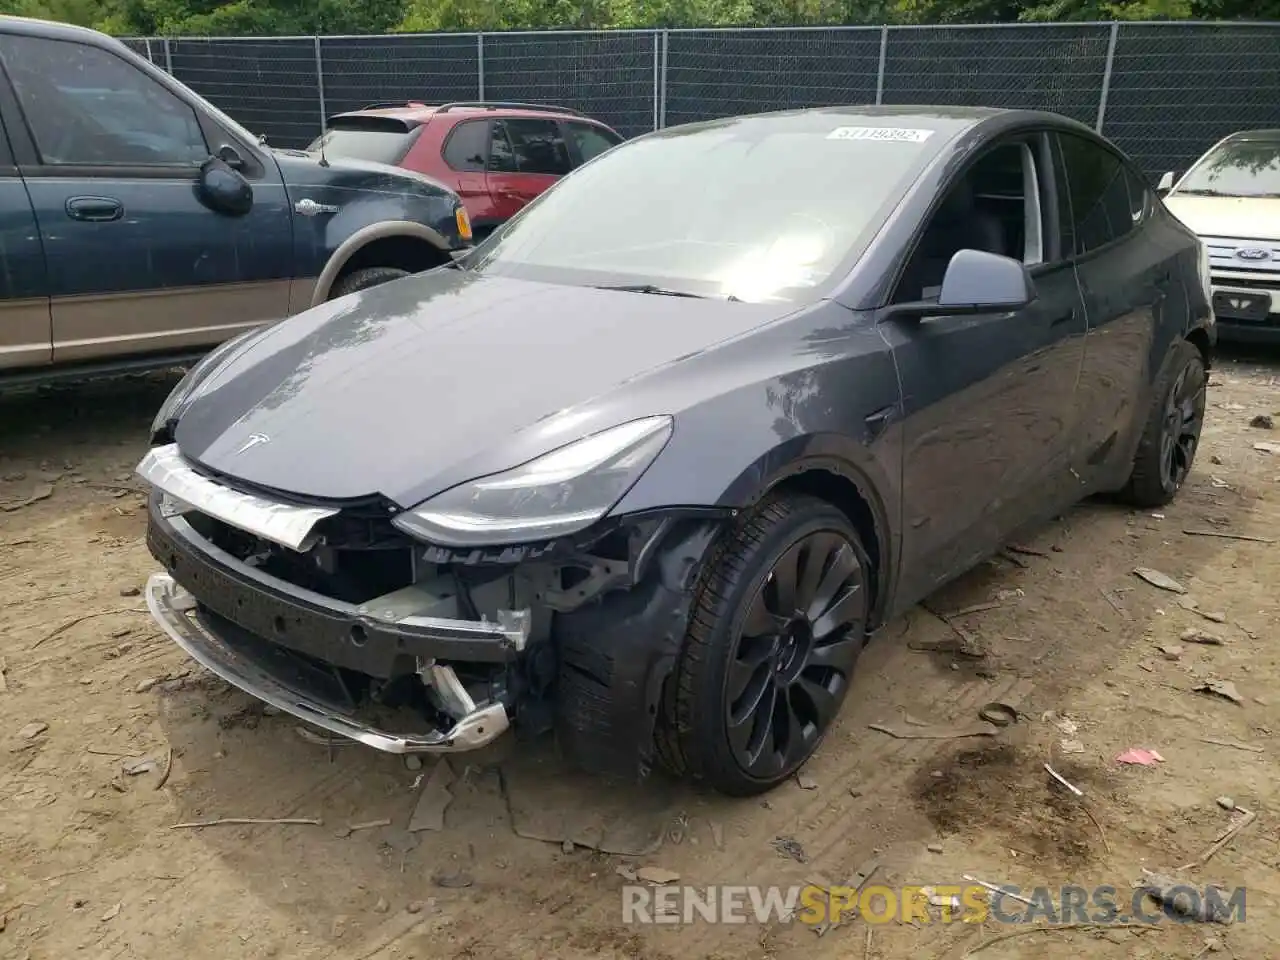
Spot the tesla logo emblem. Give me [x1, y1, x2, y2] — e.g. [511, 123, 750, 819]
[1236, 248, 1271, 261]
[234, 433, 270, 455]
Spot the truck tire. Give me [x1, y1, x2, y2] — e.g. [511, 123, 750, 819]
[329, 266, 410, 300]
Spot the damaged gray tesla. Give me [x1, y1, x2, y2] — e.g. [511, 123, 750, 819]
[137, 106, 1214, 796]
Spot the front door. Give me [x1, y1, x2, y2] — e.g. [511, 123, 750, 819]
[440, 117, 499, 235]
[0, 33, 294, 365]
[486, 118, 573, 222]
[885, 134, 1088, 604]
[0, 96, 50, 372]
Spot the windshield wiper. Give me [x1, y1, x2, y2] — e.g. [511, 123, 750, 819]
[1174, 188, 1230, 197]
[593, 283, 707, 299]
[594, 283, 744, 302]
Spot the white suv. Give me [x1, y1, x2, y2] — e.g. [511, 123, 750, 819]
[1159, 129, 1280, 345]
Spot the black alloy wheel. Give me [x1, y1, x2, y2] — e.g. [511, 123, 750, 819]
[1158, 361, 1207, 495]
[1118, 339, 1207, 509]
[725, 531, 867, 780]
[654, 494, 873, 795]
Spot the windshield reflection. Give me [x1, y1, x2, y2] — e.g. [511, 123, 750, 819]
[464, 114, 947, 304]
[1178, 139, 1280, 198]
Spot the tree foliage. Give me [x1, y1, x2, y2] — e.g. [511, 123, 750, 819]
[1, 0, 1276, 35]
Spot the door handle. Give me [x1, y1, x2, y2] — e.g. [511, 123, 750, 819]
[66, 196, 123, 222]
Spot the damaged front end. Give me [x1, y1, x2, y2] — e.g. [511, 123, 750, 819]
[137, 442, 724, 776]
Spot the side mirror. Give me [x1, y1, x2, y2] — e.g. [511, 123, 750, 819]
[890, 249, 1036, 320]
[196, 155, 253, 216]
[1156, 171, 1175, 196]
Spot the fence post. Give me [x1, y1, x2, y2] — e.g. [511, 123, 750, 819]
[658, 29, 669, 129]
[875, 25, 888, 106]
[1096, 21, 1119, 133]
[162, 37, 173, 74]
[652, 31, 660, 131]
[144, 38, 153, 64]
[477, 34, 485, 101]
[314, 36, 327, 130]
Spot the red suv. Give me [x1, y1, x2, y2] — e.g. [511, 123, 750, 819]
[308, 101, 625, 239]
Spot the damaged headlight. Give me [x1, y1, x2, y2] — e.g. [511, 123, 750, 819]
[392, 416, 674, 547]
[150, 329, 259, 437]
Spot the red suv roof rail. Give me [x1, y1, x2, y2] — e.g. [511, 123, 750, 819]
[435, 101, 584, 117]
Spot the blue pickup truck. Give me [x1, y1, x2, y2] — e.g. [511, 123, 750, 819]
[0, 16, 473, 384]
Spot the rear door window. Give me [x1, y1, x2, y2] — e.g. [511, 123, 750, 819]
[1056, 133, 1135, 255]
[442, 119, 488, 171]
[310, 118, 418, 165]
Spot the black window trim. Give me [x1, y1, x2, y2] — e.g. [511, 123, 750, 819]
[1052, 129, 1147, 267]
[0, 32, 266, 181]
[440, 117, 491, 174]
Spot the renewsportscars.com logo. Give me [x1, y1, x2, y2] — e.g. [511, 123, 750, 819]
[621, 883, 1247, 926]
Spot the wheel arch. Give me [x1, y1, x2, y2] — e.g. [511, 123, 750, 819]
[1185, 325, 1213, 371]
[721, 442, 898, 630]
[310, 221, 451, 307]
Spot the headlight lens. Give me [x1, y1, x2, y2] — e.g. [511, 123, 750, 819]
[150, 329, 258, 436]
[392, 416, 673, 547]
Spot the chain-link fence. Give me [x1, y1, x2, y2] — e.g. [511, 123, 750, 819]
[120, 21, 1280, 178]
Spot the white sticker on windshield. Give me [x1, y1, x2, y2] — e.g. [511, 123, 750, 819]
[826, 126, 934, 143]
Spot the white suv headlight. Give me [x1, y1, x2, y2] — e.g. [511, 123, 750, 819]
[392, 416, 674, 547]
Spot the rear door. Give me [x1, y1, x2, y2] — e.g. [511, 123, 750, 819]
[563, 120, 624, 168]
[0, 74, 50, 372]
[0, 32, 294, 365]
[439, 118, 500, 234]
[486, 117, 572, 221]
[1054, 132, 1171, 488]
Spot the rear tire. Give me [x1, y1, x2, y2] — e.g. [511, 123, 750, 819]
[654, 494, 871, 796]
[1115, 339, 1206, 508]
[329, 266, 411, 299]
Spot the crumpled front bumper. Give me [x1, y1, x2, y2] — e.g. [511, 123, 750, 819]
[145, 571, 511, 753]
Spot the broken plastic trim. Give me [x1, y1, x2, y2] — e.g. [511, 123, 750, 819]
[145, 572, 511, 754]
[136, 443, 336, 552]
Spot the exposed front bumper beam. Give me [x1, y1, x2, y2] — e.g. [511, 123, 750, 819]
[145, 572, 510, 754]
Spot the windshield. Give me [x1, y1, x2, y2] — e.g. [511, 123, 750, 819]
[307, 122, 419, 165]
[464, 116, 944, 304]
[1176, 139, 1280, 198]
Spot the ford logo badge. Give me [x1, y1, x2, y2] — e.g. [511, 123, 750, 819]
[1236, 248, 1271, 261]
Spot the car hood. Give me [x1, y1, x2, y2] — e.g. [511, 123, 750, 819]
[1163, 195, 1280, 239]
[271, 148, 453, 197]
[172, 268, 787, 508]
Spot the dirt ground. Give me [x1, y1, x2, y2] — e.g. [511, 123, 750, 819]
[2, 348, 1279, 960]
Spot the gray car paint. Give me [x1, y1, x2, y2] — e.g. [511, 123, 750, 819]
[161, 105, 1213, 624]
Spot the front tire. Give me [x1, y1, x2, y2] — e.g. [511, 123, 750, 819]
[1116, 339, 1207, 508]
[329, 266, 411, 299]
[655, 495, 871, 796]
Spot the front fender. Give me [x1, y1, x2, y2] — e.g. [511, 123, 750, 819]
[308, 220, 452, 307]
